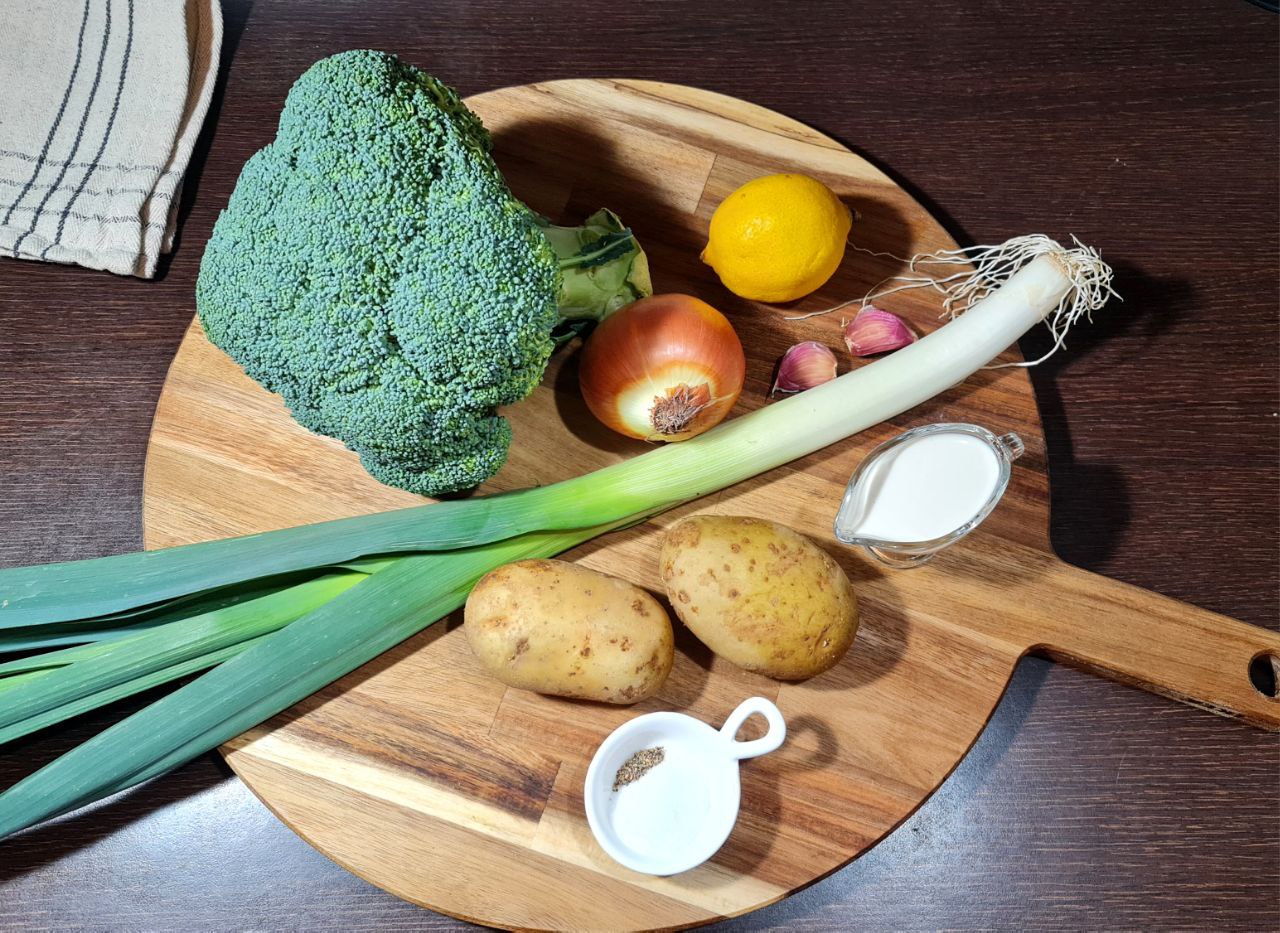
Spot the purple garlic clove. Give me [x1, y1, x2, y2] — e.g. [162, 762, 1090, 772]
[772, 341, 838, 395]
[843, 306, 917, 357]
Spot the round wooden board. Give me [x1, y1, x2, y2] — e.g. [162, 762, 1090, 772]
[142, 80, 1279, 930]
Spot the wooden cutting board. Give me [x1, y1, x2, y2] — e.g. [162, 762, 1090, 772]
[141, 80, 1280, 930]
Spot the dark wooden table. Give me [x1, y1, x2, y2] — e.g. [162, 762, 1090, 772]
[1, 1, 1276, 929]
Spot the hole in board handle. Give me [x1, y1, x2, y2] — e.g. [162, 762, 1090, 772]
[1248, 651, 1279, 699]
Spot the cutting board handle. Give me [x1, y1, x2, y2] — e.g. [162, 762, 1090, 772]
[1027, 561, 1280, 730]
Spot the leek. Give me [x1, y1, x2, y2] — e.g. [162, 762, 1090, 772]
[0, 237, 1115, 838]
[0, 571, 364, 741]
[0, 571, 352, 661]
[0, 637, 268, 746]
[0, 243, 1114, 627]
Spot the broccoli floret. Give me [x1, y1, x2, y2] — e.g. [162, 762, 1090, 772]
[196, 50, 650, 495]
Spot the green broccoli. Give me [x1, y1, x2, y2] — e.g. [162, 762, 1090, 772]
[195, 50, 650, 495]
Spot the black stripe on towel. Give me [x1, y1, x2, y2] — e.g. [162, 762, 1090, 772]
[1, 0, 92, 229]
[0, 149, 178, 176]
[11, 0, 114, 257]
[0, 177, 172, 202]
[44, 0, 136, 257]
[3, 203, 165, 228]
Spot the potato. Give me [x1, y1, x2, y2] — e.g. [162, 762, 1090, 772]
[465, 559, 674, 704]
[659, 515, 857, 679]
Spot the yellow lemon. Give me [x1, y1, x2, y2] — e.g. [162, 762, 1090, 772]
[701, 173, 852, 303]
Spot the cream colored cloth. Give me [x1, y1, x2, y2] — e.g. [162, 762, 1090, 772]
[0, 0, 221, 277]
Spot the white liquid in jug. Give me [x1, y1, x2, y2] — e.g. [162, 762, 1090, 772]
[838, 430, 1001, 543]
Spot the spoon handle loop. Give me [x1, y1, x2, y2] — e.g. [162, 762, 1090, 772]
[720, 696, 786, 760]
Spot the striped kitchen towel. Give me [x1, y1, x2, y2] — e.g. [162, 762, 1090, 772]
[0, 0, 222, 278]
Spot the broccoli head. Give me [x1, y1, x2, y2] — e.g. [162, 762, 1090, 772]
[195, 50, 650, 495]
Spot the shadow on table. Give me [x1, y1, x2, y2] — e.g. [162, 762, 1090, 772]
[0, 739, 233, 884]
[727, 655, 1053, 931]
[154, 0, 255, 281]
[1024, 260, 1194, 569]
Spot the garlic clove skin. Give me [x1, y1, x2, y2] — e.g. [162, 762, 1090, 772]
[843, 307, 917, 357]
[772, 341, 838, 395]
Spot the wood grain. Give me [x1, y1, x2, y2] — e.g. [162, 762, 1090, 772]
[131, 80, 1279, 930]
[0, 0, 1275, 929]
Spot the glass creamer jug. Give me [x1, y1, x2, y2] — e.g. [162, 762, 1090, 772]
[834, 422, 1025, 568]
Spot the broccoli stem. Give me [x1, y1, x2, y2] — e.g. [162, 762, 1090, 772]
[539, 208, 653, 325]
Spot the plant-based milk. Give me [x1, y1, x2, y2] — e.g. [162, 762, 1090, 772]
[838, 430, 1001, 543]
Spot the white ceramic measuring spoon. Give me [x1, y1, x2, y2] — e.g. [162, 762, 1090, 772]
[584, 696, 786, 876]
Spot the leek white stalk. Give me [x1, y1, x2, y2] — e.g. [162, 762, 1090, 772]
[578, 251, 1085, 511]
[488, 243, 1110, 528]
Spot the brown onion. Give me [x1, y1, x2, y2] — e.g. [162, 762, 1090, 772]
[578, 294, 746, 442]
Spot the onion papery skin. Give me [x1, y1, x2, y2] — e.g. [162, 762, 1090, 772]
[578, 294, 746, 442]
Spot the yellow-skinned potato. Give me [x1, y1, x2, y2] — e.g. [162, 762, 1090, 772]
[659, 515, 857, 679]
[465, 559, 674, 704]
